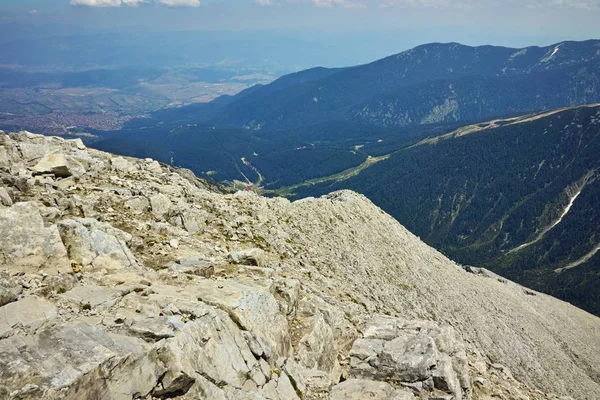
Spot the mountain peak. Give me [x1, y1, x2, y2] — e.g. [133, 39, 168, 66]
[1, 131, 599, 399]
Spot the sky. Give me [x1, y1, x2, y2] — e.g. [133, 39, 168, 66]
[1, 0, 599, 50]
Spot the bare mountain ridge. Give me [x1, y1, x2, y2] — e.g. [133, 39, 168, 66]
[0, 131, 599, 399]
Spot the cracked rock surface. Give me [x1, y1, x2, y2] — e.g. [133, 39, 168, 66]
[0, 131, 598, 399]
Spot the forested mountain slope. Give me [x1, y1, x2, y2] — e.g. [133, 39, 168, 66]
[148, 40, 600, 130]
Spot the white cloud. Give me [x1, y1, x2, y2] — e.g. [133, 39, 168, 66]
[311, 0, 367, 7]
[69, 0, 200, 7]
[156, 0, 200, 7]
[70, 0, 147, 6]
[29, 9, 39, 14]
[527, 0, 600, 8]
[312, 0, 349, 7]
[256, 0, 274, 5]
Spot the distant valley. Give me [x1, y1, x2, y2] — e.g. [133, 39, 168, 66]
[0, 66, 274, 136]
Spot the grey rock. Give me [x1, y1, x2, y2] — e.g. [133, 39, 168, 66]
[169, 255, 215, 277]
[228, 248, 265, 266]
[110, 157, 137, 174]
[0, 202, 68, 273]
[125, 196, 150, 213]
[330, 379, 416, 400]
[0, 286, 17, 307]
[58, 218, 136, 271]
[0, 322, 161, 399]
[275, 278, 300, 315]
[149, 193, 172, 216]
[296, 313, 337, 372]
[0, 296, 58, 337]
[193, 279, 291, 360]
[0, 133, 599, 400]
[157, 308, 259, 393]
[0, 187, 12, 206]
[349, 316, 470, 399]
[59, 284, 120, 310]
[126, 316, 176, 342]
[32, 152, 85, 178]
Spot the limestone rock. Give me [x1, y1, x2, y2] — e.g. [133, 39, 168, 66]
[149, 193, 172, 216]
[32, 152, 85, 178]
[0, 202, 68, 272]
[0, 322, 161, 399]
[59, 284, 120, 310]
[156, 307, 262, 395]
[0, 132, 598, 400]
[57, 218, 137, 271]
[330, 379, 416, 400]
[125, 196, 150, 213]
[110, 156, 137, 174]
[0, 187, 12, 206]
[0, 296, 58, 337]
[193, 279, 291, 360]
[228, 248, 265, 266]
[349, 316, 470, 400]
[0, 286, 17, 307]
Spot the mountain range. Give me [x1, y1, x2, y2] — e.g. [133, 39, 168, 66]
[86, 40, 600, 316]
[151, 40, 600, 130]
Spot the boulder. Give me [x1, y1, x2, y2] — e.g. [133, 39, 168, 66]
[260, 371, 300, 400]
[59, 284, 120, 310]
[125, 196, 151, 213]
[228, 248, 265, 267]
[295, 313, 337, 372]
[0, 286, 17, 307]
[149, 193, 172, 216]
[0, 202, 69, 273]
[349, 316, 470, 399]
[0, 296, 58, 337]
[32, 152, 85, 178]
[110, 157, 137, 174]
[57, 218, 137, 271]
[193, 279, 291, 360]
[0, 322, 162, 399]
[0, 187, 12, 206]
[156, 307, 264, 396]
[330, 379, 416, 400]
[169, 255, 215, 277]
[125, 316, 177, 342]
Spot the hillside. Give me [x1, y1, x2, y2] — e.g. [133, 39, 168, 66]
[292, 104, 600, 316]
[145, 40, 600, 130]
[1, 131, 600, 399]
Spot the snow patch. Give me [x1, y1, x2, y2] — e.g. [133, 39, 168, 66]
[541, 45, 561, 63]
[509, 48, 528, 60]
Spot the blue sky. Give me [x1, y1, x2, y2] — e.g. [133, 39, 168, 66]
[1, 0, 599, 48]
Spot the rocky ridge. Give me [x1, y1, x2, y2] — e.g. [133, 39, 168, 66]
[0, 131, 599, 399]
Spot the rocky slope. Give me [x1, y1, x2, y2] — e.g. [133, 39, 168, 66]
[0, 131, 599, 400]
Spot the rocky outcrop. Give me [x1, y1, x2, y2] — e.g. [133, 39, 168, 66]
[349, 316, 470, 399]
[0, 131, 598, 399]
